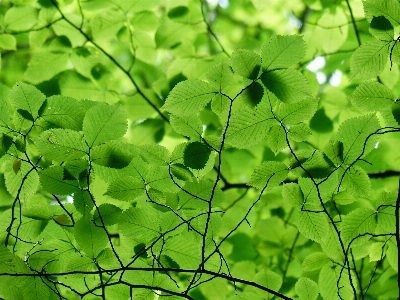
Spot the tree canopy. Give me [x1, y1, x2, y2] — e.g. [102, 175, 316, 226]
[0, 0, 400, 299]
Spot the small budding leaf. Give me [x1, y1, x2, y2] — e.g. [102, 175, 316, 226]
[13, 158, 21, 174]
[183, 142, 212, 170]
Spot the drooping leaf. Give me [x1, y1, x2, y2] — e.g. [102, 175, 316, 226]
[350, 41, 389, 80]
[231, 49, 261, 79]
[261, 69, 312, 103]
[261, 35, 306, 70]
[83, 102, 127, 147]
[349, 81, 394, 111]
[162, 80, 216, 115]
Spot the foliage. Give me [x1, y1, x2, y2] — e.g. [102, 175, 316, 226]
[0, 0, 400, 299]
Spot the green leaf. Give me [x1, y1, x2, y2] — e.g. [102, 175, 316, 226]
[75, 217, 108, 258]
[350, 41, 389, 80]
[179, 179, 224, 210]
[163, 80, 215, 116]
[231, 49, 261, 79]
[282, 183, 303, 207]
[0, 34, 16, 50]
[239, 81, 264, 108]
[266, 125, 287, 154]
[226, 100, 275, 148]
[164, 233, 200, 268]
[342, 166, 372, 198]
[341, 208, 376, 247]
[293, 209, 329, 243]
[37, 96, 91, 131]
[138, 144, 169, 166]
[363, 0, 400, 25]
[91, 142, 134, 169]
[249, 161, 288, 189]
[277, 96, 318, 124]
[349, 81, 394, 111]
[170, 114, 203, 139]
[261, 35, 306, 70]
[288, 123, 312, 142]
[4, 6, 38, 31]
[369, 242, 385, 262]
[392, 42, 400, 65]
[119, 206, 160, 243]
[261, 69, 312, 103]
[90, 9, 125, 42]
[318, 264, 354, 300]
[35, 129, 88, 162]
[207, 62, 234, 90]
[254, 269, 282, 298]
[83, 102, 127, 147]
[336, 114, 380, 163]
[369, 16, 394, 41]
[170, 163, 195, 181]
[24, 51, 70, 84]
[316, 7, 348, 52]
[105, 176, 145, 201]
[183, 142, 212, 170]
[9, 82, 45, 119]
[296, 277, 319, 300]
[74, 189, 94, 215]
[386, 240, 398, 271]
[5, 157, 39, 202]
[93, 204, 122, 226]
[39, 166, 79, 195]
[302, 252, 330, 271]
